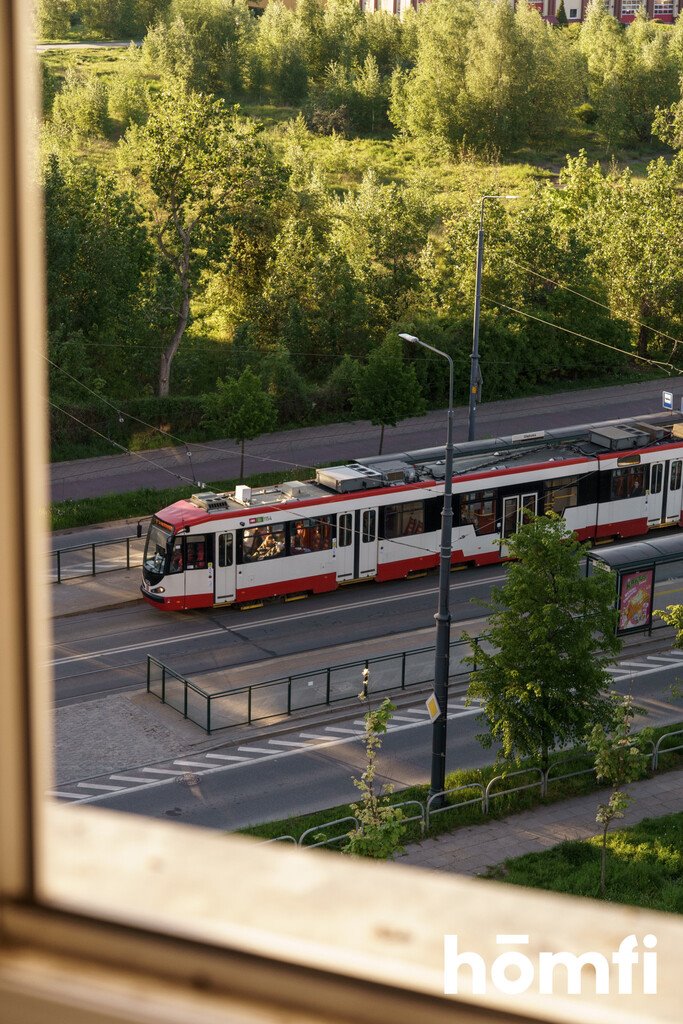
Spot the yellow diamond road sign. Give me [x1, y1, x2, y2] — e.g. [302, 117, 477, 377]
[426, 693, 441, 722]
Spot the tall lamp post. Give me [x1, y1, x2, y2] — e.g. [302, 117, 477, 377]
[468, 194, 518, 443]
[399, 333, 453, 805]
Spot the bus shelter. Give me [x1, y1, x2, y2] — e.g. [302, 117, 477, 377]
[586, 533, 683, 636]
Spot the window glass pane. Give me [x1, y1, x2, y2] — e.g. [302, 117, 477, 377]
[241, 525, 286, 562]
[186, 536, 208, 570]
[611, 466, 646, 500]
[650, 464, 663, 494]
[362, 509, 376, 543]
[169, 538, 184, 574]
[671, 461, 682, 491]
[384, 500, 425, 539]
[338, 513, 352, 547]
[291, 517, 333, 554]
[459, 490, 496, 535]
[218, 534, 233, 567]
[544, 476, 578, 514]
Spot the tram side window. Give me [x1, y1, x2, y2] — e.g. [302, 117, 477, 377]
[241, 524, 286, 562]
[544, 477, 578, 515]
[290, 517, 333, 554]
[185, 536, 208, 570]
[169, 538, 184, 574]
[460, 491, 496, 535]
[383, 500, 425, 539]
[610, 466, 647, 500]
[671, 461, 683, 490]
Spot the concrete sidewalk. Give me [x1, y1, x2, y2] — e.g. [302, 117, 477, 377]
[51, 569, 142, 617]
[396, 767, 683, 876]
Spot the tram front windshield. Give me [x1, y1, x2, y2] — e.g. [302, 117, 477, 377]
[143, 522, 173, 582]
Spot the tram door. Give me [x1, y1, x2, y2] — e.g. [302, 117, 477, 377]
[357, 508, 378, 578]
[647, 459, 683, 525]
[501, 493, 537, 540]
[335, 512, 354, 581]
[214, 532, 236, 604]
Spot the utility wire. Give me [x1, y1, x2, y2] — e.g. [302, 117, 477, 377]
[49, 402, 199, 486]
[506, 258, 683, 361]
[483, 296, 683, 376]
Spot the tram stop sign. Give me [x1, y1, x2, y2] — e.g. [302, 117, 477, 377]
[662, 390, 674, 411]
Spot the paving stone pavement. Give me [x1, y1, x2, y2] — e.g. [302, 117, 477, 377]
[395, 768, 683, 876]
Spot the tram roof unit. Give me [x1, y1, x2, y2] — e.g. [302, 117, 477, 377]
[158, 411, 683, 527]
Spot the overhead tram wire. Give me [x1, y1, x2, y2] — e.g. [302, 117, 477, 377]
[45, 354, 319, 478]
[50, 400, 450, 560]
[482, 296, 683, 377]
[49, 402, 199, 487]
[503, 258, 683, 363]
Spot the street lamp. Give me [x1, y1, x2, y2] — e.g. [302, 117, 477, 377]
[469, 194, 518, 443]
[399, 332, 453, 805]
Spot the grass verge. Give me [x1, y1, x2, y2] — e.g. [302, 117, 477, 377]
[487, 812, 683, 913]
[238, 721, 683, 849]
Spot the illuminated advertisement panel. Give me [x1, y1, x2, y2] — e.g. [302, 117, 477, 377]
[618, 569, 654, 632]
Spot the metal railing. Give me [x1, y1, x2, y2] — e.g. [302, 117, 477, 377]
[51, 535, 144, 583]
[147, 634, 491, 734]
[260, 725, 683, 848]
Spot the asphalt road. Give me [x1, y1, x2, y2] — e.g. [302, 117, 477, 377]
[50, 376, 678, 503]
[51, 567, 502, 703]
[56, 656, 683, 832]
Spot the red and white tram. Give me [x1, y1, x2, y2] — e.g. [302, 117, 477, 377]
[141, 412, 683, 612]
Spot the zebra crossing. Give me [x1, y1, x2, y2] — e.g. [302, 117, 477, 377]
[606, 648, 683, 682]
[49, 701, 482, 805]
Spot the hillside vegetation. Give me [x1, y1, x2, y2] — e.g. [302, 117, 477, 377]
[39, 0, 683, 461]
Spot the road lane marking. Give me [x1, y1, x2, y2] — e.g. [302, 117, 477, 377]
[173, 760, 213, 767]
[324, 727, 364, 735]
[50, 574, 503, 666]
[77, 782, 122, 791]
[237, 746, 276, 754]
[267, 740, 315, 748]
[56, 706, 494, 806]
[108, 774, 152, 783]
[204, 754, 248, 761]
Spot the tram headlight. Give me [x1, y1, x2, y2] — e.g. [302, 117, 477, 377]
[151, 586, 165, 594]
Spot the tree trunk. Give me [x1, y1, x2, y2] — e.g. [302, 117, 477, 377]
[379, 423, 385, 455]
[240, 438, 245, 481]
[158, 287, 190, 398]
[600, 823, 608, 897]
[637, 299, 651, 361]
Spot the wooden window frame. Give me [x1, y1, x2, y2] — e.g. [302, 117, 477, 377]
[1, 5, 682, 1022]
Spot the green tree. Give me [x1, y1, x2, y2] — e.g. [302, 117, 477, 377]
[344, 690, 406, 860]
[249, 0, 308, 104]
[388, 0, 476, 151]
[334, 170, 434, 328]
[51, 65, 110, 143]
[586, 696, 652, 897]
[37, 0, 76, 39]
[43, 155, 155, 397]
[352, 338, 426, 454]
[466, 514, 620, 777]
[201, 366, 276, 479]
[107, 42, 151, 127]
[556, 0, 568, 28]
[119, 82, 281, 396]
[592, 158, 683, 361]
